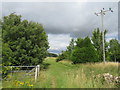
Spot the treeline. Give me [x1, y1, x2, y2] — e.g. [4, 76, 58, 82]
[1, 13, 49, 77]
[57, 28, 120, 63]
[47, 53, 58, 57]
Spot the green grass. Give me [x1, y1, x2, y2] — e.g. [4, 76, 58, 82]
[2, 57, 119, 88]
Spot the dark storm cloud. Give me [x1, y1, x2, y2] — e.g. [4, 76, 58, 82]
[2, 2, 118, 38]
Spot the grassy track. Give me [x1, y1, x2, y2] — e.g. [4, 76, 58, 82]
[34, 57, 79, 88]
[34, 57, 118, 88]
[2, 57, 119, 88]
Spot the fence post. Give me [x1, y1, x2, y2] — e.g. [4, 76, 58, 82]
[35, 66, 37, 82]
[37, 65, 40, 77]
[11, 66, 12, 76]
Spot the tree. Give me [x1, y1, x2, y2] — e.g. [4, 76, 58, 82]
[2, 43, 13, 78]
[66, 38, 75, 60]
[109, 39, 120, 62]
[0, 24, 3, 77]
[2, 13, 49, 66]
[47, 53, 58, 57]
[56, 51, 68, 62]
[71, 37, 98, 64]
[56, 38, 75, 62]
[91, 28, 108, 62]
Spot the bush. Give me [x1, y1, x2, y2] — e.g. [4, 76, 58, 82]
[47, 53, 58, 57]
[71, 37, 98, 64]
[56, 51, 68, 62]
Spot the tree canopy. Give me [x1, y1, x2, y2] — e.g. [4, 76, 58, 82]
[57, 28, 120, 64]
[2, 13, 49, 66]
[71, 37, 98, 64]
[91, 28, 108, 61]
[56, 38, 75, 62]
[109, 39, 120, 62]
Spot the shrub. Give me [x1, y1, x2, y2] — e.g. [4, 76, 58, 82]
[56, 51, 68, 62]
[71, 37, 98, 64]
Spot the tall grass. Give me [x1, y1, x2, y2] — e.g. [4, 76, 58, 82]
[2, 57, 119, 88]
[63, 62, 118, 88]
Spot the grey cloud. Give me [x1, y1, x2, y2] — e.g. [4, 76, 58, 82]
[2, 2, 118, 38]
[118, 1, 120, 42]
[2, 2, 118, 53]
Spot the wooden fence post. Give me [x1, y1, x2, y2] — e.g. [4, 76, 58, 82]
[35, 66, 37, 82]
[37, 65, 40, 77]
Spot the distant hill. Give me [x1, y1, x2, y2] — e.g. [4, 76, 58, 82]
[47, 53, 58, 57]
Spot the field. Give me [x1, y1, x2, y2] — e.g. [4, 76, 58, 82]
[2, 57, 119, 88]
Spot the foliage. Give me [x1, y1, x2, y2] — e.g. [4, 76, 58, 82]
[66, 38, 75, 60]
[57, 28, 119, 64]
[91, 28, 108, 62]
[0, 29, 1, 63]
[71, 37, 98, 64]
[56, 51, 68, 62]
[2, 13, 49, 66]
[56, 38, 75, 62]
[109, 39, 120, 62]
[2, 13, 49, 78]
[2, 43, 13, 78]
[47, 53, 58, 57]
[2, 43, 13, 66]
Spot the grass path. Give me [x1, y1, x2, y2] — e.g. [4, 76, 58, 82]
[33, 57, 118, 88]
[35, 57, 78, 88]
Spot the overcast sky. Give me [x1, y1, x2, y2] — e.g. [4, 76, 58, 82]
[2, 1, 118, 54]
